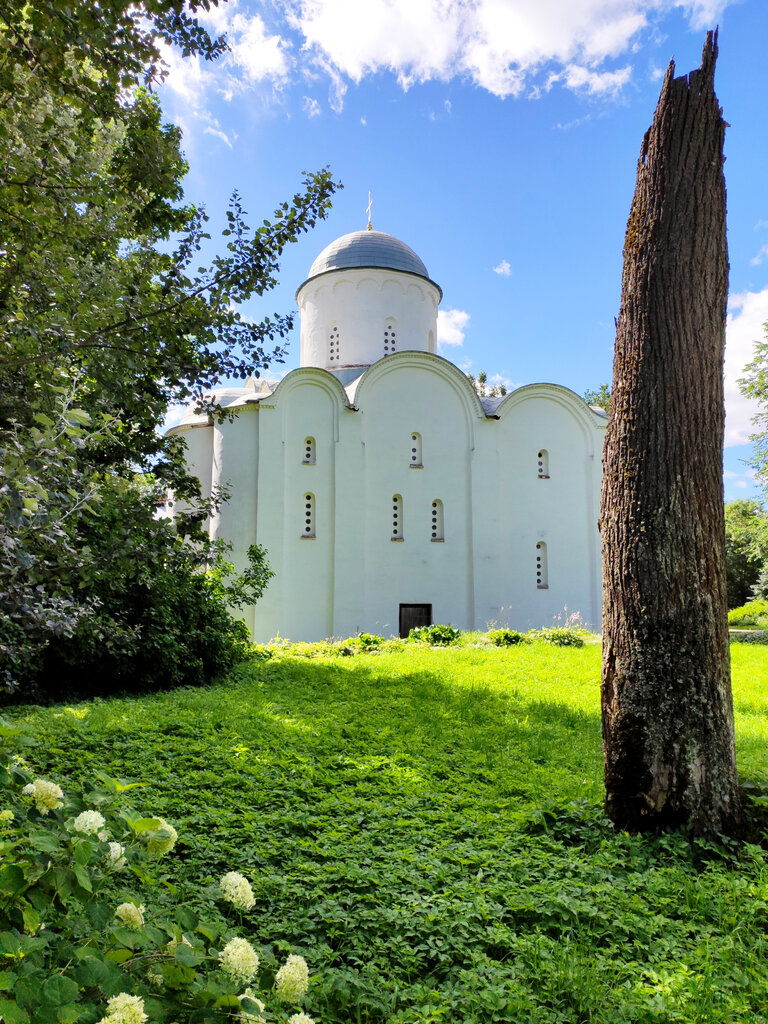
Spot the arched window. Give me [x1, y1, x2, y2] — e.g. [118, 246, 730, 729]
[537, 449, 550, 479]
[302, 437, 316, 464]
[391, 494, 403, 541]
[329, 324, 340, 363]
[302, 493, 315, 539]
[536, 541, 548, 589]
[384, 319, 397, 355]
[409, 431, 423, 468]
[431, 499, 444, 542]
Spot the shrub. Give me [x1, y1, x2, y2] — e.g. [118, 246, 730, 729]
[728, 599, 768, 629]
[407, 624, 461, 646]
[529, 626, 585, 648]
[487, 628, 525, 647]
[0, 725, 316, 1024]
[344, 633, 385, 651]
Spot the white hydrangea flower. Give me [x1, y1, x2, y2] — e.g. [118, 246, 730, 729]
[114, 902, 145, 930]
[0, 809, 14, 826]
[22, 778, 64, 814]
[275, 954, 309, 1003]
[220, 871, 256, 911]
[73, 809, 106, 835]
[218, 937, 260, 984]
[287, 1014, 316, 1024]
[107, 842, 127, 870]
[238, 987, 266, 1023]
[144, 817, 178, 855]
[97, 992, 147, 1024]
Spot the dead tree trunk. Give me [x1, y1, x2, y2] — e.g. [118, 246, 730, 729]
[600, 30, 742, 835]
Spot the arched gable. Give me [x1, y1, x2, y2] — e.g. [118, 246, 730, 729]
[354, 351, 486, 445]
[496, 382, 606, 455]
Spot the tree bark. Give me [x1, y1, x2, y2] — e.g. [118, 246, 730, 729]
[600, 30, 742, 835]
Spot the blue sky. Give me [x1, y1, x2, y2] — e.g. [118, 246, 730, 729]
[157, 0, 768, 501]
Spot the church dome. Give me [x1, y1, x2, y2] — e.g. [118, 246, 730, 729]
[305, 229, 432, 283]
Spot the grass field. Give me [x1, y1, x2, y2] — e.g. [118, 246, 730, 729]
[10, 640, 768, 1024]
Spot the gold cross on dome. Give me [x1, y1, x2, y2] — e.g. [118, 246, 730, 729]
[366, 191, 373, 231]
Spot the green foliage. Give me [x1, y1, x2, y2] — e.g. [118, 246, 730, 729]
[724, 500, 768, 607]
[487, 628, 526, 646]
[0, 0, 338, 694]
[583, 383, 611, 412]
[0, 733, 314, 1024]
[407, 623, 461, 645]
[9, 643, 768, 1024]
[740, 321, 768, 494]
[528, 625, 586, 647]
[466, 370, 507, 398]
[344, 633, 385, 651]
[728, 599, 768, 629]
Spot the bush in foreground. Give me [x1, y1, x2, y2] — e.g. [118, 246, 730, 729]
[0, 728, 314, 1024]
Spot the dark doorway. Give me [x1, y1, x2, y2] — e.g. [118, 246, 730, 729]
[399, 603, 432, 638]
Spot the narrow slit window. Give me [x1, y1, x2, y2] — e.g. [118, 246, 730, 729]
[329, 324, 340, 363]
[303, 436, 316, 464]
[384, 319, 397, 356]
[302, 493, 315, 539]
[431, 499, 444, 542]
[391, 494, 403, 541]
[537, 448, 550, 479]
[536, 542, 548, 589]
[409, 432, 423, 468]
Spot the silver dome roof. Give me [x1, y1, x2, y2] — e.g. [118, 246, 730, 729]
[306, 230, 432, 282]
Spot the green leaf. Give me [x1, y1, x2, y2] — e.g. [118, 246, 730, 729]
[0, 997, 30, 1023]
[174, 942, 204, 966]
[126, 816, 163, 834]
[0, 866, 25, 895]
[105, 949, 132, 964]
[72, 863, 92, 893]
[40, 975, 79, 1007]
[0, 972, 17, 991]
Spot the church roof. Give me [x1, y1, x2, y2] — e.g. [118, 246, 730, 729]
[300, 230, 440, 296]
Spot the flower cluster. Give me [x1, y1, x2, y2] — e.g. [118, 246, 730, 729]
[0, 809, 13, 827]
[106, 841, 127, 871]
[275, 954, 309, 1003]
[97, 992, 147, 1024]
[287, 1014, 316, 1024]
[218, 937, 260, 984]
[114, 903, 145, 930]
[144, 817, 177, 855]
[22, 778, 64, 814]
[238, 987, 266, 1024]
[73, 809, 107, 836]
[220, 871, 256, 911]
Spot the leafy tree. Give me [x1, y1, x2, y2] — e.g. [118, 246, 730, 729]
[724, 499, 768, 608]
[583, 383, 611, 412]
[740, 320, 768, 490]
[466, 370, 507, 398]
[0, 1, 339, 696]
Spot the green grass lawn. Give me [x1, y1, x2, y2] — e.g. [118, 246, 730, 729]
[11, 641, 768, 1024]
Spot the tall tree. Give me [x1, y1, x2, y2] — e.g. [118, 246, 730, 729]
[600, 31, 742, 835]
[0, 1, 338, 695]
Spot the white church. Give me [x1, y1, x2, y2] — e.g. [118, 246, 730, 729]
[170, 225, 607, 641]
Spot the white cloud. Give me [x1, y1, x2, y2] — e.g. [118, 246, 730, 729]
[437, 308, 470, 346]
[303, 96, 322, 117]
[750, 244, 768, 267]
[494, 259, 511, 276]
[227, 12, 291, 83]
[724, 287, 768, 447]
[204, 125, 235, 148]
[288, 0, 736, 105]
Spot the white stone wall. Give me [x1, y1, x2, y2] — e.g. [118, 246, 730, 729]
[173, 357, 606, 642]
[298, 268, 439, 373]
